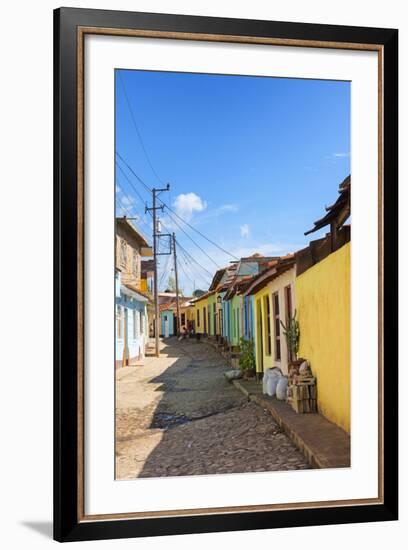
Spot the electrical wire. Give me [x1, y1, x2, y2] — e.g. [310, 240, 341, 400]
[163, 209, 221, 270]
[117, 72, 165, 185]
[176, 239, 213, 281]
[157, 216, 214, 281]
[116, 152, 241, 263]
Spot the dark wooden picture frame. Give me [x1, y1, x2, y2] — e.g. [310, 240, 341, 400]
[54, 7, 398, 542]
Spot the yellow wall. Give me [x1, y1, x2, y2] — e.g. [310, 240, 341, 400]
[253, 287, 273, 374]
[253, 267, 296, 375]
[296, 242, 350, 433]
[194, 297, 208, 334]
[180, 305, 195, 329]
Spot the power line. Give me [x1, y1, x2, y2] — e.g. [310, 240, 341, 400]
[116, 196, 133, 217]
[163, 209, 221, 270]
[157, 216, 214, 281]
[117, 73, 165, 185]
[116, 152, 239, 262]
[115, 183, 152, 235]
[176, 238, 213, 281]
[116, 151, 152, 194]
[159, 254, 172, 287]
[177, 251, 210, 290]
[177, 259, 196, 289]
[159, 200, 240, 261]
[116, 152, 253, 280]
[177, 244, 212, 285]
[116, 162, 149, 206]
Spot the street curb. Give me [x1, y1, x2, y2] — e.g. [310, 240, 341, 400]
[232, 379, 350, 470]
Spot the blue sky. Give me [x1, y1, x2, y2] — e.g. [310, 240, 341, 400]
[115, 69, 350, 295]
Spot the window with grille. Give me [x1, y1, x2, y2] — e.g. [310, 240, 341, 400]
[264, 295, 272, 356]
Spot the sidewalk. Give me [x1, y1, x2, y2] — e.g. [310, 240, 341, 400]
[232, 379, 350, 469]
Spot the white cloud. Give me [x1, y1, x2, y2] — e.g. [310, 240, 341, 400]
[173, 192, 207, 221]
[193, 203, 239, 226]
[218, 203, 239, 213]
[121, 195, 137, 209]
[240, 224, 250, 238]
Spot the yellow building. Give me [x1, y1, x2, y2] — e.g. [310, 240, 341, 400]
[245, 256, 296, 376]
[295, 175, 351, 433]
[296, 241, 350, 433]
[180, 300, 195, 330]
[206, 267, 230, 339]
[191, 293, 211, 335]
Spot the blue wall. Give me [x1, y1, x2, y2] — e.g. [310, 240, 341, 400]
[160, 310, 175, 336]
[116, 290, 148, 365]
[222, 298, 231, 344]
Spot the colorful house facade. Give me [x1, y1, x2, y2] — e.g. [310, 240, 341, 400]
[160, 306, 175, 337]
[295, 176, 351, 432]
[159, 297, 194, 337]
[245, 256, 296, 376]
[218, 254, 278, 349]
[192, 292, 212, 335]
[243, 294, 255, 341]
[115, 217, 153, 368]
[207, 292, 217, 337]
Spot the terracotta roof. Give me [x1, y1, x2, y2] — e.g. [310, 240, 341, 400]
[159, 301, 176, 312]
[208, 267, 229, 291]
[224, 275, 255, 300]
[217, 263, 238, 292]
[159, 297, 193, 312]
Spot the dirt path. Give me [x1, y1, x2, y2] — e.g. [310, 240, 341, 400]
[115, 337, 309, 479]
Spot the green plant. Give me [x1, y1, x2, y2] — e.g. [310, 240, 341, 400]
[239, 338, 256, 371]
[280, 310, 300, 360]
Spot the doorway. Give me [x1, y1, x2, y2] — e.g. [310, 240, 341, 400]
[256, 299, 263, 372]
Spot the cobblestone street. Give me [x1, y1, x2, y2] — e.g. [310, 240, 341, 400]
[116, 338, 310, 479]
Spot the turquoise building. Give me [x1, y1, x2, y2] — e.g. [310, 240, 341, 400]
[115, 272, 149, 367]
[160, 308, 175, 337]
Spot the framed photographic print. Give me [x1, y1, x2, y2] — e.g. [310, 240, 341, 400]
[54, 7, 398, 542]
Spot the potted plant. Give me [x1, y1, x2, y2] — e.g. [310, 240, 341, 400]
[280, 310, 302, 376]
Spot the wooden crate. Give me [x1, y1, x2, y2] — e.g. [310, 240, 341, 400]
[287, 375, 317, 414]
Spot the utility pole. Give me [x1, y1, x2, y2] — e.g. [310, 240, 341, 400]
[146, 185, 170, 357]
[172, 233, 181, 336]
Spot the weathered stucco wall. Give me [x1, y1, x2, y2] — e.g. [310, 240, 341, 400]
[253, 268, 296, 375]
[207, 294, 216, 336]
[230, 295, 242, 347]
[194, 297, 208, 334]
[160, 310, 174, 336]
[296, 242, 350, 433]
